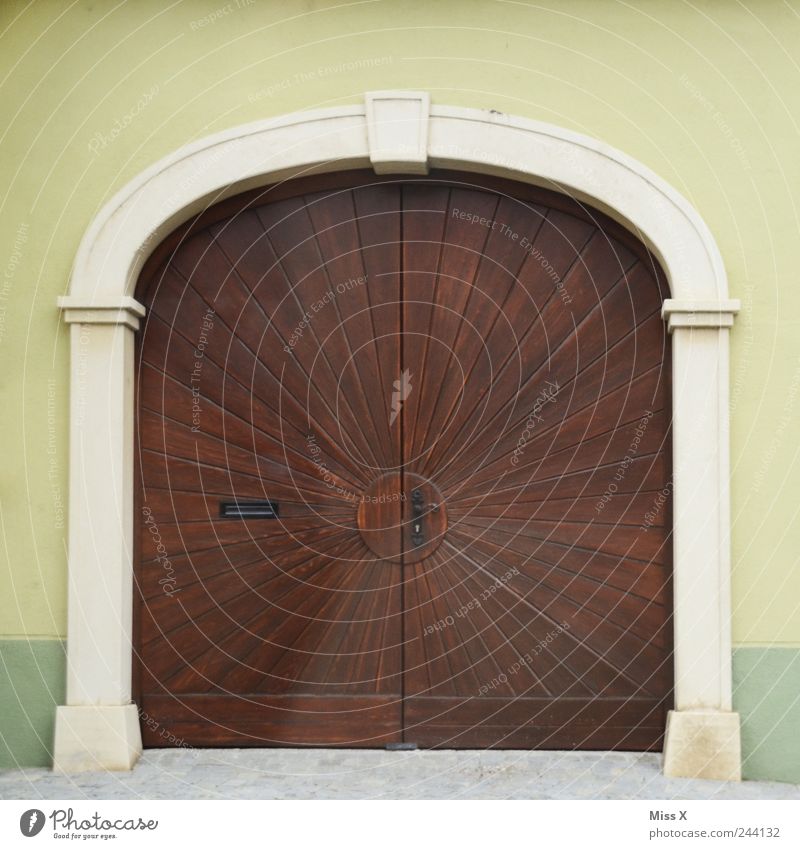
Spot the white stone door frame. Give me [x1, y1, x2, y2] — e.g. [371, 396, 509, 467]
[55, 91, 740, 778]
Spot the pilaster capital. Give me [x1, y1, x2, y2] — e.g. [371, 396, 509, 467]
[58, 296, 146, 331]
[661, 298, 740, 332]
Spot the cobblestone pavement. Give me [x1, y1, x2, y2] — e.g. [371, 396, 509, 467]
[1, 750, 798, 800]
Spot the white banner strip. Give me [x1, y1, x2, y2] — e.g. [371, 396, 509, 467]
[1, 799, 798, 848]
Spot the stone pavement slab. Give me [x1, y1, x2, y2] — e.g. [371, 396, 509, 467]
[1, 750, 798, 800]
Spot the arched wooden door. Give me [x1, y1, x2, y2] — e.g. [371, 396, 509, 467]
[134, 171, 672, 750]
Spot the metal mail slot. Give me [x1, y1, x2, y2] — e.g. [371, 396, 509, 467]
[219, 500, 279, 519]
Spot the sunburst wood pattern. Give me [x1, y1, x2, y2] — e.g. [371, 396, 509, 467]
[135, 171, 672, 750]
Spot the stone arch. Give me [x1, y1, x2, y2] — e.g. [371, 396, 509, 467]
[55, 91, 740, 778]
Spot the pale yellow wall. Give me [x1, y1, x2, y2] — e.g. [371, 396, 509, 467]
[1, 0, 798, 643]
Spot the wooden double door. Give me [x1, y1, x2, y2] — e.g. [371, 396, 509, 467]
[135, 171, 672, 750]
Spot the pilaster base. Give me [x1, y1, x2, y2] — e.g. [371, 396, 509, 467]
[663, 709, 741, 781]
[53, 705, 142, 773]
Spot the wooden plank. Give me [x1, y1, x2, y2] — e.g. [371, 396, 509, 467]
[140, 694, 402, 747]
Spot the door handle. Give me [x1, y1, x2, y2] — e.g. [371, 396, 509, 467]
[410, 488, 425, 546]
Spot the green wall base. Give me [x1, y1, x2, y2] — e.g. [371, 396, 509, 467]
[733, 647, 800, 784]
[0, 639, 65, 769]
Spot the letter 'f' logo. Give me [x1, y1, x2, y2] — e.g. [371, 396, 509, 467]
[389, 369, 413, 425]
[19, 809, 45, 837]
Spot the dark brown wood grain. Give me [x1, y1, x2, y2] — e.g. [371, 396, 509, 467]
[134, 170, 672, 750]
